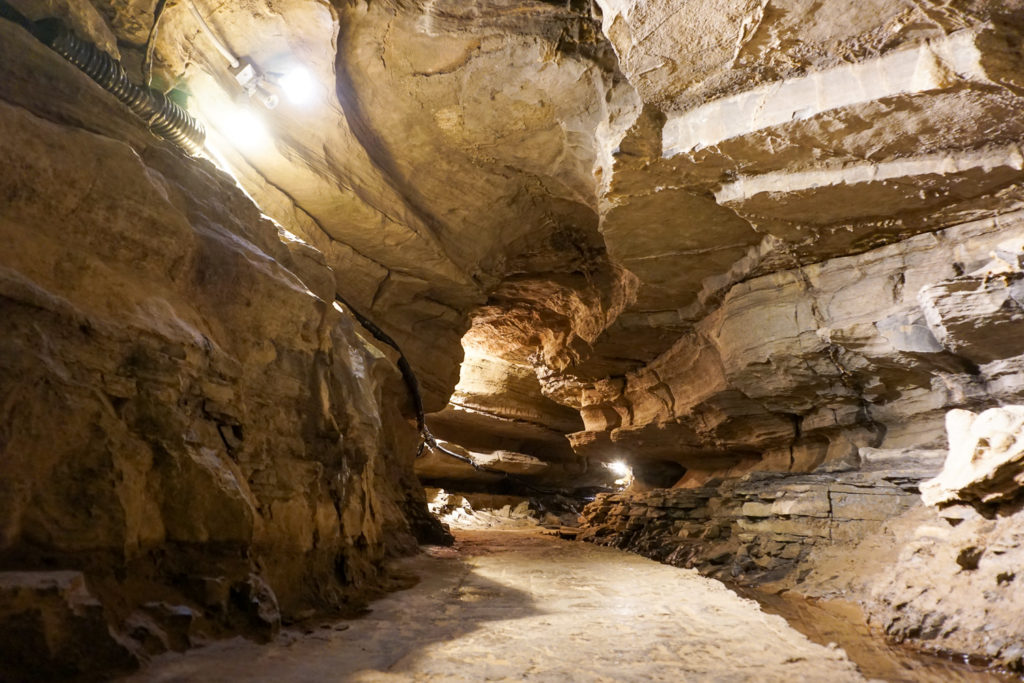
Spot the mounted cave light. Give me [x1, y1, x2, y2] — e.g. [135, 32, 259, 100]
[606, 460, 633, 488]
[184, 0, 316, 111]
[275, 66, 317, 105]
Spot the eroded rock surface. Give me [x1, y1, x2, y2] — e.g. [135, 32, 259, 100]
[0, 22, 440, 676]
[22, 0, 1024, 489]
[5, 0, 1024, 676]
[922, 406, 1024, 507]
[578, 450, 940, 583]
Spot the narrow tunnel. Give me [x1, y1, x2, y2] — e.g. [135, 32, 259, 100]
[2, 0, 1024, 681]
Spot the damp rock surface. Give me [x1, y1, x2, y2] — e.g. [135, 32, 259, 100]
[126, 530, 864, 683]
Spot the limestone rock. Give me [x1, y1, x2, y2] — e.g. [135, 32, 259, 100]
[474, 450, 549, 476]
[424, 345, 583, 485]
[921, 406, 1024, 507]
[415, 442, 549, 483]
[0, 21, 440, 675]
[0, 571, 137, 679]
[8, 0, 1024, 674]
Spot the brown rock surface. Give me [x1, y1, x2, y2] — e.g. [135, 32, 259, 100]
[0, 19, 441, 675]
[5, 0, 1024, 675]
[23, 0, 1024, 489]
[0, 571, 136, 679]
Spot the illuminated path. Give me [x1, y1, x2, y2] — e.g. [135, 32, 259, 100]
[127, 531, 864, 682]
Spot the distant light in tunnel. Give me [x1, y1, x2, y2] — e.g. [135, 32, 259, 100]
[279, 66, 317, 105]
[607, 461, 631, 478]
[606, 460, 633, 488]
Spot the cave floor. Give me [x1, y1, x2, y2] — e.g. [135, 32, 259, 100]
[127, 530, 877, 682]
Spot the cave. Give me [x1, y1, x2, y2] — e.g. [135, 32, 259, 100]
[2, 0, 1024, 680]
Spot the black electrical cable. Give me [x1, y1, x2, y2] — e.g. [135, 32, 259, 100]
[0, 1, 205, 155]
[334, 294, 432, 444]
[334, 294, 496, 465]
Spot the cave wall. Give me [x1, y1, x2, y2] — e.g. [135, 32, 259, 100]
[0, 21, 438, 678]
[28, 0, 1021, 490]
[564, 0, 1024, 482]
[577, 446, 1024, 671]
[569, 2, 1024, 666]
[571, 214, 1024, 482]
[4, 0, 1024, 674]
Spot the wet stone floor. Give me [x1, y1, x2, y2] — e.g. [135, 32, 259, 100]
[125, 530, 1006, 682]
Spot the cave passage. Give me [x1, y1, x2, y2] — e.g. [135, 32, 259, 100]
[127, 530, 865, 682]
[5, 0, 1024, 679]
[124, 529, 1006, 683]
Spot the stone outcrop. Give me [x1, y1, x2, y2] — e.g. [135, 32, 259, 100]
[560, 0, 1024, 484]
[571, 217, 1024, 483]
[88, 0, 638, 413]
[921, 405, 1024, 507]
[578, 449, 1024, 671]
[0, 21, 441, 677]
[0, 572, 136, 680]
[852, 503, 1024, 671]
[420, 344, 585, 486]
[577, 450, 939, 583]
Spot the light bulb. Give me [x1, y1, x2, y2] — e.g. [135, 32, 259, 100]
[279, 66, 316, 105]
[607, 460, 631, 477]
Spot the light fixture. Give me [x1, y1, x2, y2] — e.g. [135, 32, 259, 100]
[607, 460, 630, 477]
[277, 66, 316, 105]
[231, 61, 278, 109]
[185, 0, 318, 111]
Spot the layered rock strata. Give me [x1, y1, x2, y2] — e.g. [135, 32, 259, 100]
[0, 22, 440, 678]
[578, 444, 1024, 671]
[578, 450, 939, 583]
[27, 0, 1024, 489]
[571, 215, 1024, 483]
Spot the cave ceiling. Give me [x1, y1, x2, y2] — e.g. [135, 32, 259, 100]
[33, 0, 1024, 483]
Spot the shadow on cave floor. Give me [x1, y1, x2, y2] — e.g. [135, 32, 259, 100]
[123, 530, 923, 682]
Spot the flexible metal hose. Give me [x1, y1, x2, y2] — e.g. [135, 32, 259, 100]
[0, 2, 207, 156]
[32, 18, 206, 155]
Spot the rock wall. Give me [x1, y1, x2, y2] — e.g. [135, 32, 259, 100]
[579, 439, 1024, 671]
[571, 214, 1024, 483]
[26, 0, 1024, 491]
[0, 21, 439, 678]
[578, 450, 936, 583]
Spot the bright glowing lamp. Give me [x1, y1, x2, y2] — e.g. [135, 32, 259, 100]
[279, 66, 316, 105]
[606, 460, 633, 488]
[607, 460, 630, 477]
